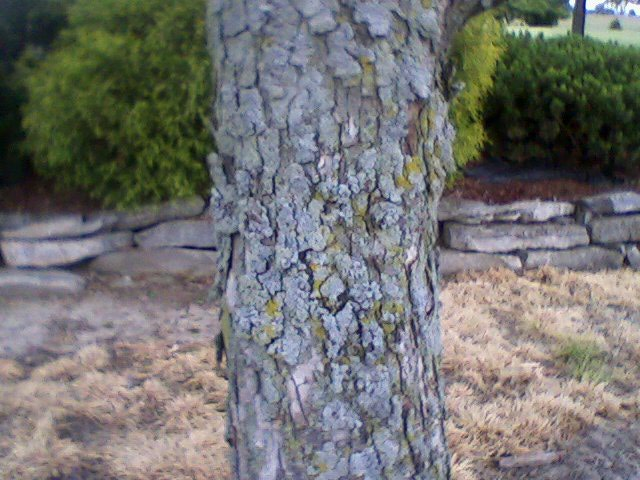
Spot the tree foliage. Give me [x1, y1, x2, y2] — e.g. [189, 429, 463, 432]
[22, 0, 212, 207]
[485, 34, 640, 175]
[450, 12, 505, 171]
[499, 0, 571, 26]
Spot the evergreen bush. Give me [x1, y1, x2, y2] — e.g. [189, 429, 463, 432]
[484, 34, 640, 176]
[609, 18, 622, 30]
[22, 0, 212, 207]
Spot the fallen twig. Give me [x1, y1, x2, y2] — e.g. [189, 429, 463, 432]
[498, 451, 563, 469]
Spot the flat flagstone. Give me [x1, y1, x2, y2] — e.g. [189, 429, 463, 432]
[439, 198, 575, 224]
[589, 215, 640, 244]
[90, 248, 218, 277]
[0, 269, 86, 296]
[134, 219, 216, 249]
[1, 232, 132, 267]
[439, 249, 522, 276]
[524, 247, 624, 271]
[114, 197, 206, 231]
[2, 214, 115, 240]
[443, 222, 589, 253]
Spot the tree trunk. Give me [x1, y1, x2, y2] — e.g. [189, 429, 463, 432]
[207, 1, 471, 478]
[572, 0, 587, 35]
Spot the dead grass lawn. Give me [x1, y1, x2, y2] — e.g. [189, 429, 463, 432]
[443, 267, 640, 479]
[0, 267, 638, 479]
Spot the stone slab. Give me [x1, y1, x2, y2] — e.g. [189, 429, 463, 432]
[0, 232, 132, 268]
[0, 269, 86, 296]
[2, 214, 115, 240]
[0, 213, 39, 232]
[579, 191, 640, 215]
[439, 249, 522, 276]
[524, 247, 624, 271]
[589, 215, 640, 244]
[439, 198, 575, 224]
[443, 222, 589, 253]
[89, 248, 217, 277]
[627, 245, 640, 270]
[114, 197, 206, 231]
[134, 219, 216, 249]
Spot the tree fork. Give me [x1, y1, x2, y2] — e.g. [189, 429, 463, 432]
[207, 1, 493, 478]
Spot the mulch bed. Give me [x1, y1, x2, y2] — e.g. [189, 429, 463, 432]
[445, 177, 640, 204]
[0, 176, 101, 215]
[2, 169, 640, 215]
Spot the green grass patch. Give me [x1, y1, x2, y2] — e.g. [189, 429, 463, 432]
[509, 14, 640, 46]
[555, 337, 611, 383]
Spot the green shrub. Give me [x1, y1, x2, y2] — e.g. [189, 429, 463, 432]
[609, 18, 623, 30]
[484, 34, 640, 175]
[22, 0, 212, 208]
[450, 12, 505, 171]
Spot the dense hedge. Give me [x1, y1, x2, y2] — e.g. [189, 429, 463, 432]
[450, 12, 505, 171]
[484, 34, 640, 175]
[22, 0, 212, 208]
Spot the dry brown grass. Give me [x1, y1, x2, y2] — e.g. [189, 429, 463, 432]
[442, 267, 640, 479]
[0, 343, 230, 480]
[0, 267, 638, 479]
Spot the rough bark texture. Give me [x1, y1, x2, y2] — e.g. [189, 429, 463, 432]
[572, 0, 586, 35]
[208, 1, 465, 478]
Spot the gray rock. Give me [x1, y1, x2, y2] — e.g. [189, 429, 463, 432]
[439, 249, 522, 276]
[438, 198, 575, 224]
[1, 232, 132, 267]
[0, 213, 38, 232]
[114, 197, 206, 231]
[524, 247, 624, 271]
[90, 248, 218, 277]
[589, 215, 640, 244]
[134, 219, 216, 249]
[2, 214, 115, 240]
[110, 275, 135, 288]
[627, 245, 640, 270]
[579, 191, 640, 215]
[0, 269, 86, 296]
[443, 222, 589, 253]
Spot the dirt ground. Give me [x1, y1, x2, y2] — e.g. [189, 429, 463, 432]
[0, 273, 218, 360]
[0, 268, 639, 479]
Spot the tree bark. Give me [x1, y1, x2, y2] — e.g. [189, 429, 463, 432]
[572, 0, 587, 35]
[207, 1, 477, 478]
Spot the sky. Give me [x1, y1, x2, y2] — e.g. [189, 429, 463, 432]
[568, 0, 640, 12]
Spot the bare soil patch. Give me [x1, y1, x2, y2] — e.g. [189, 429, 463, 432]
[0, 268, 639, 479]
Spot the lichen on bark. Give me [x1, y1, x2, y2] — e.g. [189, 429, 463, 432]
[207, 1, 465, 478]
